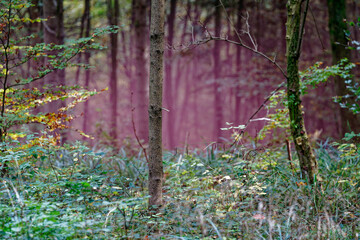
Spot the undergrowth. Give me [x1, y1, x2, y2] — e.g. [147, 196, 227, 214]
[0, 137, 359, 239]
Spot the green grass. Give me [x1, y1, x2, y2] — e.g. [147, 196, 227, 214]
[0, 139, 359, 239]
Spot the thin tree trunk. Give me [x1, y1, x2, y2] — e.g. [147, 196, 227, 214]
[83, 0, 91, 136]
[327, 0, 360, 137]
[43, 0, 66, 142]
[27, 0, 42, 78]
[28, 0, 43, 134]
[108, 0, 119, 144]
[235, 0, 243, 125]
[74, 0, 88, 85]
[148, 0, 165, 208]
[134, 0, 149, 143]
[286, 0, 318, 184]
[164, 0, 177, 149]
[43, 0, 62, 87]
[213, 4, 223, 142]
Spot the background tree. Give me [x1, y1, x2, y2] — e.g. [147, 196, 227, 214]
[16, 0, 358, 150]
[164, 0, 177, 149]
[327, 0, 360, 137]
[134, 0, 149, 144]
[107, 0, 120, 144]
[82, 0, 91, 138]
[213, 2, 223, 142]
[43, 0, 65, 101]
[43, 0, 67, 142]
[234, 0, 244, 125]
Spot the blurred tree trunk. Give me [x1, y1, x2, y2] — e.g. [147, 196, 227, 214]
[75, 0, 90, 85]
[174, 4, 191, 139]
[43, 0, 66, 142]
[148, 0, 165, 208]
[165, 0, 177, 149]
[213, 4, 223, 142]
[286, 0, 318, 184]
[27, 0, 42, 78]
[327, 0, 360, 137]
[43, 0, 65, 87]
[28, 0, 43, 134]
[133, 0, 149, 143]
[235, 0, 243, 125]
[107, 0, 119, 144]
[82, 0, 91, 138]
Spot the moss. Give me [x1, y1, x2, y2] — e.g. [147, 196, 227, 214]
[286, 0, 318, 184]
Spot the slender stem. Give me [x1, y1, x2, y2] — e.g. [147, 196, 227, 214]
[309, 5, 325, 51]
[130, 92, 149, 164]
[231, 82, 286, 147]
[1, 1, 13, 141]
[296, 0, 310, 57]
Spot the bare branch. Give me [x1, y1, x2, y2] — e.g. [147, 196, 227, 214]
[42, 21, 57, 37]
[309, 4, 325, 51]
[193, 36, 287, 79]
[130, 92, 149, 164]
[174, 1, 288, 147]
[231, 81, 286, 147]
[296, 0, 310, 56]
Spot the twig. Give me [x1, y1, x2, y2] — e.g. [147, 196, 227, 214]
[218, 0, 244, 46]
[207, 218, 223, 240]
[130, 92, 149, 164]
[191, 36, 287, 79]
[295, 0, 310, 57]
[104, 206, 117, 227]
[309, 5, 325, 51]
[231, 82, 285, 147]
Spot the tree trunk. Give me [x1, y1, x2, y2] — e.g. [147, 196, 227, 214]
[108, 0, 119, 144]
[27, 0, 42, 78]
[148, 0, 165, 208]
[43, 0, 66, 142]
[235, 0, 243, 125]
[28, 0, 43, 134]
[164, 0, 177, 149]
[43, 0, 65, 90]
[134, 0, 149, 143]
[327, 0, 360, 137]
[286, 0, 318, 184]
[214, 4, 223, 142]
[81, 0, 91, 138]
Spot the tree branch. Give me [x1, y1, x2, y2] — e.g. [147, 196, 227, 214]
[130, 92, 149, 164]
[295, 0, 310, 57]
[231, 82, 286, 147]
[193, 36, 288, 79]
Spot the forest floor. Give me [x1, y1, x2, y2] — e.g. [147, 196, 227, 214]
[0, 138, 359, 239]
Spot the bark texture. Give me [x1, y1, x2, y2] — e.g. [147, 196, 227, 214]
[134, 0, 149, 143]
[327, 0, 360, 137]
[286, 0, 318, 184]
[148, 0, 165, 208]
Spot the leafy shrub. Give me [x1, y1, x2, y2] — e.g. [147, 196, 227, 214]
[259, 60, 355, 141]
